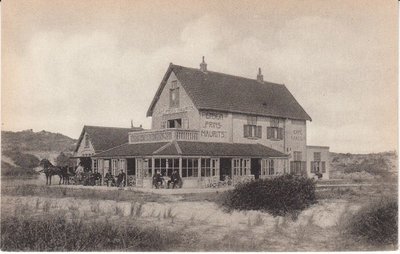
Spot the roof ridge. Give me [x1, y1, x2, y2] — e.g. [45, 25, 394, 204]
[171, 64, 285, 87]
[84, 125, 142, 130]
[153, 142, 174, 154]
[94, 142, 130, 156]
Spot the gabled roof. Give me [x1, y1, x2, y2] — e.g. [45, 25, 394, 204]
[147, 64, 312, 121]
[74, 125, 144, 153]
[93, 141, 287, 158]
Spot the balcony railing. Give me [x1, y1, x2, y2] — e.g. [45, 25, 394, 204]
[129, 129, 199, 144]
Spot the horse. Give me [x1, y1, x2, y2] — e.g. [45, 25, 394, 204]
[60, 166, 75, 185]
[39, 159, 63, 185]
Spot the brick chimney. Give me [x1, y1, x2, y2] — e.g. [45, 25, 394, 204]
[200, 56, 207, 72]
[257, 67, 263, 82]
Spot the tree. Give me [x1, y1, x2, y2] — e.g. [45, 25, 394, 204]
[56, 152, 71, 168]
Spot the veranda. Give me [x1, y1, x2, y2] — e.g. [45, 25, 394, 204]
[92, 156, 288, 188]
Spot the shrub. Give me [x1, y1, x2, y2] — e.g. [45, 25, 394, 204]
[2, 150, 40, 169]
[220, 175, 317, 217]
[345, 198, 398, 246]
[1, 161, 39, 177]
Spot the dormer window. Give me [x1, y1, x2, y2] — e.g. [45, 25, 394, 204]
[169, 80, 179, 108]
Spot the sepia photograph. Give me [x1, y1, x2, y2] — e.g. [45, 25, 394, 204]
[1, 0, 398, 251]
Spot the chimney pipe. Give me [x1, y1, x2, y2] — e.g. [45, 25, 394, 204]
[257, 67, 263, 82]
[200, 56, 207, 72]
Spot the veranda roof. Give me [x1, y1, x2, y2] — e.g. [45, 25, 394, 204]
[93, 141, 287, 158]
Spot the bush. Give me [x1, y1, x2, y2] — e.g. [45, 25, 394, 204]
[2, 150, 40, 169]
[1, 161, 39, 177]
[345, 198, 398, 246]
[220, 175, 317, 217]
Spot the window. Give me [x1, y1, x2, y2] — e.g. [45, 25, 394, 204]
[311, 161, 326, 173]
[290, 151, 305, 175]
[201, 158, 219, 177]
[201, 158, 211, 177]
[232, 158, 250, 176]
[119, 159, 126, 171]
[267, 127, 283, 140]
[243, 116, 262, 138]
[261, 159, 277, 176]
[167, 119, 182, 128]
[169, 81, 179, 108]
[267, 118, 284, 140]
[84, 134, 90, 148]
[154, 158, 178, 177]
[182, 158, 199, 177]
[112, 159, 118, 175]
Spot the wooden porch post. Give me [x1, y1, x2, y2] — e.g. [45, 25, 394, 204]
[179, 157, 182, 177]
[151, 157, 155, 177]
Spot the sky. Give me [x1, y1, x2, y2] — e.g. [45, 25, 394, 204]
[2, 0, 398, 153]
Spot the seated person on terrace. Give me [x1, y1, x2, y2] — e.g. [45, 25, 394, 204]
[116, 170, 126, 187]
[167, 170, 182, 189]
[152, 170, 164, 188]
[75, 163, 84, 181]
[104, 170, 115, 187]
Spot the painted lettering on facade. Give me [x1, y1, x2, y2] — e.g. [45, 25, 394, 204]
[290, 129, 304, 141]
[200, 111, 227, 140]
[130, 132, 172, 143]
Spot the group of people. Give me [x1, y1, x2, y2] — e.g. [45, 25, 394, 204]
[75, 163, 126, 187]
[152, 169, 182, 189]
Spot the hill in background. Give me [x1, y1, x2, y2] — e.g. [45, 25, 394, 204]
[1, 130, 77, 176]
[2, 129, 76, 152]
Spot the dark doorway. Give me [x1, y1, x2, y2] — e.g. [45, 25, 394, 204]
[220, 158, 232, 181]
[80, 157, 92, 172]
[127, 158, 136, 176]
[251, 158, 261, 179]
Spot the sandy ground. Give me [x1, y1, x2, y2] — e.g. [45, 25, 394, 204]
[1, 193, 363, 251]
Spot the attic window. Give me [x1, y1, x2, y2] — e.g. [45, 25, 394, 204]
[169, 81, 180, 108]
[84, 134, 90, 148]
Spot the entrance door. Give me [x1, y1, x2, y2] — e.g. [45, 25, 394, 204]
[127, 159, 136, 176]
[251, 158, 261, 179]
[219, 158, 232, 181]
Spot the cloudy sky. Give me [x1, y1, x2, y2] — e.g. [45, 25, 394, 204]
[2, 0, 397, 153]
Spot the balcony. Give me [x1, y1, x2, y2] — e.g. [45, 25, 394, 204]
[129, 129, 199, 144]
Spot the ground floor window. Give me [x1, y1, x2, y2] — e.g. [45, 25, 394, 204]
[200, 158, 219, 177]
[182, 158, 198, 177]
[311, 161, 326, 173]
[261, 158, 287, 176]
[290, 161, 306, 175]
[232, 158, 250, 176]
[154, 158, 179, 177]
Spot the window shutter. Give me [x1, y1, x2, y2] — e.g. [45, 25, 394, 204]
[256, 126, 262, 138]
[267, 127, 271, 139]
[301, 162, 306, 174]
[290, 161, 294, 174]
[322, 162, 326, 173]
[278, 128, 284, 140]
[243, 125, 247, 137]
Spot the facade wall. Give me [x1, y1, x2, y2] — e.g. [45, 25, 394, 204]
[76, 132, 95, 157]
[306, 146, 330, 179]
[151, 71, 200, 130]
[285, 119, 307, 162]
[231, 114, 285, 152]
[198, 110, 232, 143]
